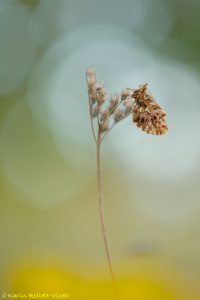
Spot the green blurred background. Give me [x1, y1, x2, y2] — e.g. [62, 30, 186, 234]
[0, 0, 200, 299]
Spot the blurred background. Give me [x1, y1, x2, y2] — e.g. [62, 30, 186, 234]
[0, 0, 200, 299]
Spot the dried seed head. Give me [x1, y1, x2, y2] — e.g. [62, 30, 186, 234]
[92, 81, 107, 105]
[100, 109, 110, 122]
[86, 67, 96, 78]
[96, 81, 104, 89]
[123, 97, 133, 114]
[109, 95, 119, 113]
[110, 94, 119, 104]
[132, 84, 168, 135]
[121, 88, 133, 101]
[97, 86, 107, 105]
[121, 90, 128, 101]
[99, 121, 108, 133]
[87, 78, 96, 87]
[86, 67, 97, 103]
[91, 105, 99, 117]
[126, 88, 134, 97]
[90, 86, 97, 103]
[114, 108, 124, 122]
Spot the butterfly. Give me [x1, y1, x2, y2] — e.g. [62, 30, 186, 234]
[132, 84, 168, 135]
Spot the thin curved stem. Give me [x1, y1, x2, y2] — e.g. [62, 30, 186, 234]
[96, 133, 116, 293]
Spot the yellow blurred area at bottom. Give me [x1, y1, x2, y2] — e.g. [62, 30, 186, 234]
[4, 257, 200, 300]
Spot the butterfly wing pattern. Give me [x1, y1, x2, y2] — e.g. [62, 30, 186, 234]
[132, 84, 168, 135]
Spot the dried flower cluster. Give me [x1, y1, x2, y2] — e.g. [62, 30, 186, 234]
[86, 67, 168, 140]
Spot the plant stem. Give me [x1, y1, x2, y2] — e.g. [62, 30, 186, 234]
[96, 132, 116, 291]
